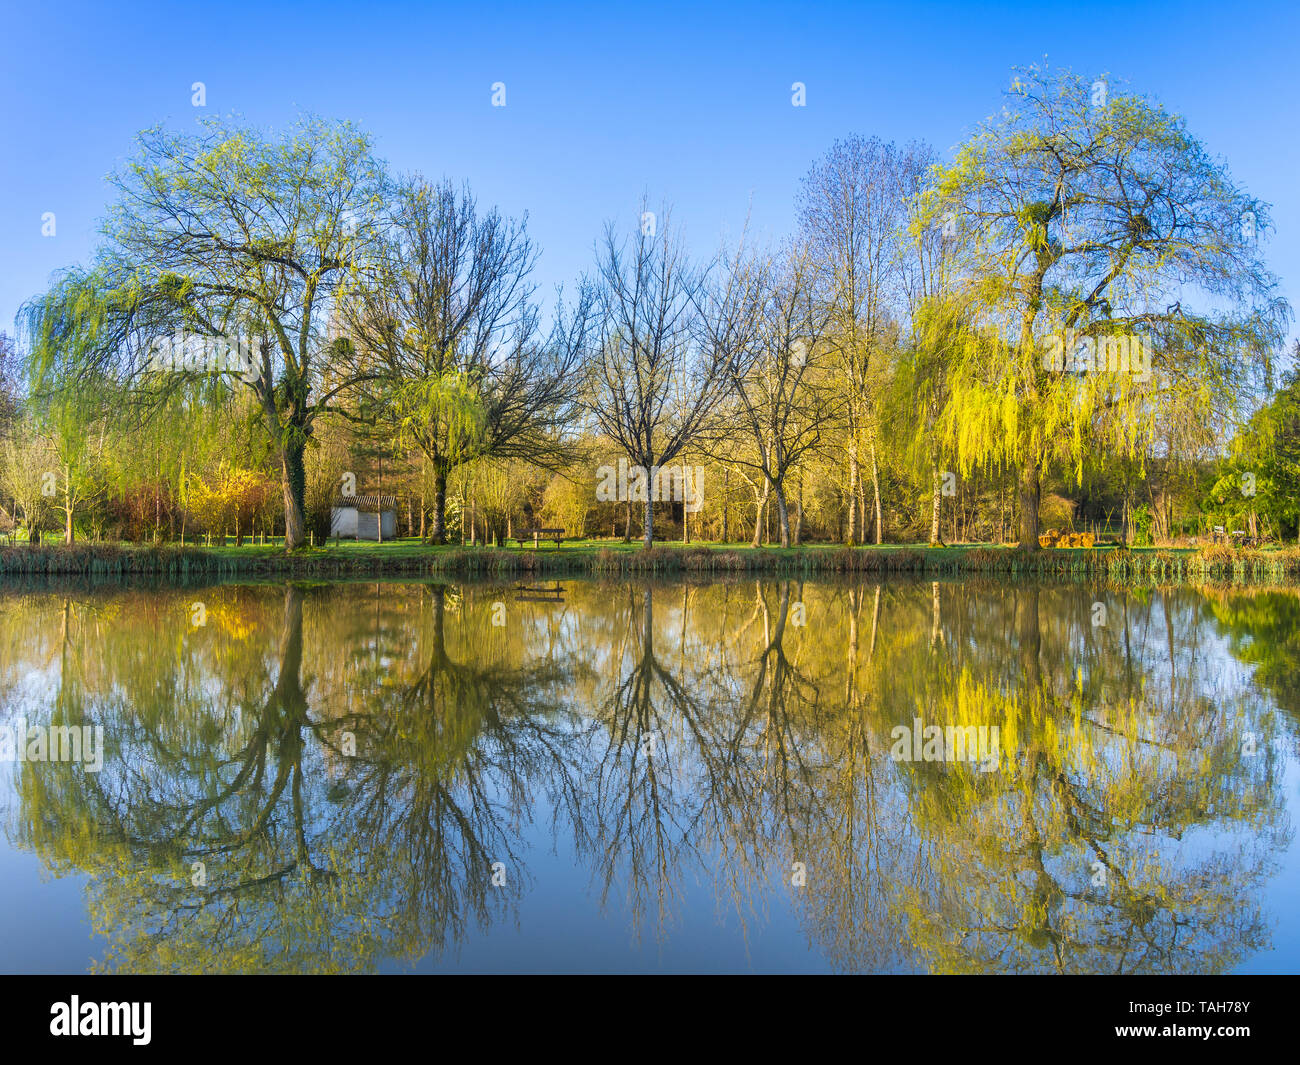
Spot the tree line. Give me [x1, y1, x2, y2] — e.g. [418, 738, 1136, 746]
[2, 65, 1293, 551]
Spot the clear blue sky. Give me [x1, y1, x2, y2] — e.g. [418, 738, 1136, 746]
[2, 0, 1297, 353]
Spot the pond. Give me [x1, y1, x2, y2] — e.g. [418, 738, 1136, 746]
[0, 576, 1297, 973]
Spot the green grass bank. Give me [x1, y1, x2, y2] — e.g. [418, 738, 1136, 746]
[3, 538, 1300, 584]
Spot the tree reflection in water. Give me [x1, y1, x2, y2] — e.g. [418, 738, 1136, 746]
[0, 576, 1292, 972]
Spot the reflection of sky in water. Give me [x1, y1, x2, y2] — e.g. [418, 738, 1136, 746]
[0, 579, 1296, 974]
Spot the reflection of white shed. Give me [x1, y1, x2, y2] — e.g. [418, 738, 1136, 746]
[330, 494, 397, 541]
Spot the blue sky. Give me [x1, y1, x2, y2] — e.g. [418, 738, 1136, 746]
[2, 0, 1297, 352]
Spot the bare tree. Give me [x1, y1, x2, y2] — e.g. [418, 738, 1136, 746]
[798, 136, 925, 544]
[338, 177, 592, 541]
[709, 245, 837, 546]
[587, 207, 759, 547]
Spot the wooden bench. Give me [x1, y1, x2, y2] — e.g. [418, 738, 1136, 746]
[506, 527, 568, 549]
[514, 582, 566, 602]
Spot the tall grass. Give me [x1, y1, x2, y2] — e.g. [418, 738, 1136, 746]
[4, 542, 1297, 583]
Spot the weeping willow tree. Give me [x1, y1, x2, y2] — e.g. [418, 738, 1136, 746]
[896, 298, 964, 545]
[924, 64, 1290, 547]
[20, 270, 144, 543]
[18, 118, 386, 550]
[391, 368, 488, 538]
[22, 268, 276, 544]
[394, 371, 486, 448]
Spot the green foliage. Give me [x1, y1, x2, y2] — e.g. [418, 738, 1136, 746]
[5, 78, 1294, 554]
[921, 64, 1289, 543]
[394, 370, 487, 462]
[1132, 503, 1154, 546]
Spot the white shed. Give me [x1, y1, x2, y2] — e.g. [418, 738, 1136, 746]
[330, 494, 397, 541]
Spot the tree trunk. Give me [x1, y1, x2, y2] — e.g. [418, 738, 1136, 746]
[793, 479, 803, 546]
[869, 439, 882, 545]
[752, 480, 769, 548]
[846, 450, 859, 545]
[623, 498, 632, 543]
[775, 482, 791, 547]
[430, 463, 448, 543]
[1018, 456, 1040, 549]
[63, 465, 74, 545]
[280, 437, 308, 551]
[642, 491, 654, 548]
[930, 464, 942, 544]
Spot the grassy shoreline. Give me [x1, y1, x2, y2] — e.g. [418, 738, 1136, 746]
[3, 539, 1299, 584]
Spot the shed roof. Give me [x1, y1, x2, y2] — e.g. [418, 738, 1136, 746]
[333, 494, 398, 510]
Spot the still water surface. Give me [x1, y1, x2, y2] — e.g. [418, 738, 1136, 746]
[1, 576, 1297, 973]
